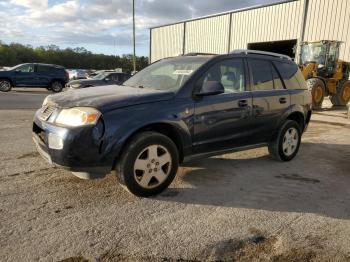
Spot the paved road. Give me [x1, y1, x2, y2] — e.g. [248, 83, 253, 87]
[0, 88, 50, 109]
[0, 110, 350, 261]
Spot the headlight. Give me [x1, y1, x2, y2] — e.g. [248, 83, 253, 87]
[70, 84, 81, 88]
[42, 96, 49, 106]
[55, 107, 101, 127]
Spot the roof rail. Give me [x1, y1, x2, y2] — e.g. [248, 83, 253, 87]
[183, 52, 217, 56]
[231, 49, 291, 60]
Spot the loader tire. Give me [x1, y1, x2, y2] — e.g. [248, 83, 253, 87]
[307, 78, 325, 110]
[330, 80, 350, 106]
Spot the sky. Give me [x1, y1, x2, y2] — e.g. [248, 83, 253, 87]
[0, 0, 282, 56]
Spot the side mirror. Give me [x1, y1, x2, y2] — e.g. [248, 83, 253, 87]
[197, 81, 224, 96]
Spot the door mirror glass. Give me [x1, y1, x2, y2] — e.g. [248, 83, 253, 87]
[197, 81, 224, 96]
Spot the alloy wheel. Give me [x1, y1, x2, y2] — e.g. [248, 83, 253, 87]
[0, 80, 11, 91]
[282, 127, 299, 156]
[133, 144, 172, 189]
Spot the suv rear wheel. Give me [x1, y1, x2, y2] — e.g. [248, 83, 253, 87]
[0, 79, 12, 92]
[268, 120, 301, 162]
[115, 131, 179, 197]
[51, 81, 63, 92]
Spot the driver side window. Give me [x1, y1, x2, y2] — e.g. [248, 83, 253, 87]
[16, 64, 34, 73]
[197, 59, 245, 93]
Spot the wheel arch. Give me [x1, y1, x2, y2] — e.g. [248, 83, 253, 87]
[0, 77, 14, 86]
[112, 122, 188, 170]
[50, 78, 65, 86]
[286, 111, 305, 132]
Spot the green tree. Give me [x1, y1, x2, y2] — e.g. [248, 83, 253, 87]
[0, 42, 149, 72]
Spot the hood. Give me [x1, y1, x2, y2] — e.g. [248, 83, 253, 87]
[47, 85, 175, 112]
[68, 79, 104, 87]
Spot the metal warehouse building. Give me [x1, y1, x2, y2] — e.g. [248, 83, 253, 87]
[149, 0, 350, 63]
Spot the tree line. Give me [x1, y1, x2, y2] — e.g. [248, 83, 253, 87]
[0, 42, 149, 72]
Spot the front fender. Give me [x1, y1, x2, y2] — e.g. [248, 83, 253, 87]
[100, 99, 194, 165]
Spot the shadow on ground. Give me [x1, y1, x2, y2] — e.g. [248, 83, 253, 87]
[157, 142, 350, 220]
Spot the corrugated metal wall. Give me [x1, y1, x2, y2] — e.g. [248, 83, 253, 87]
[150, 23, 184, 63]
[229, 0, 304, 50]
[185, 14, 230, 54]
[304, 0, 350, 61]
[150, 0, 350, 63]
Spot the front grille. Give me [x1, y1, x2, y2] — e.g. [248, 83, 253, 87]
[39, 104, 57, 121]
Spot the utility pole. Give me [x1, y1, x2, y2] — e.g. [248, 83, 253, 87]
[132, 0, 136, 72]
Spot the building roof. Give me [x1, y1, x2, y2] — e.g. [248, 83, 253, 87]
[150, 0, 299, 29]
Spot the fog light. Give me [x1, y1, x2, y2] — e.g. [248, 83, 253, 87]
[48, 133, 63, 150]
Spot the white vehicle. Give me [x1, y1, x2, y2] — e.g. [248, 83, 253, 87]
[68, 69, 87, 80]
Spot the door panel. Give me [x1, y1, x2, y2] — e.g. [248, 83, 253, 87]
[193, 58, 253, 153]
[251, 89, 290, 143]
[36, 65, 52, 86]
[193, 92, 252, 153]
[13, 64, 36, 86]
[247, 59, 291, 143]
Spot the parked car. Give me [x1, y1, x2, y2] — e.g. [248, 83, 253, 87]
[33, 50, 312, 197]
[87, 70, 116, 79]
[66, 72, 130, 90]
[68, 69, 87, 80]
[0, 63, 69, 92]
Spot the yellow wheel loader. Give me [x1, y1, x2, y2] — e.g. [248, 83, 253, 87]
[299, 40, 350, 110]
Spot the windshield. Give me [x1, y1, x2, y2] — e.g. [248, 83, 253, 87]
[301, 43, 326, 65]
[9, 64, 24, 71]
[93, 72, 109, 80]
[123, 56, 211, 91]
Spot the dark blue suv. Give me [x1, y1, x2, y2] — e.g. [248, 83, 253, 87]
[0, 63, 69, 92]
[33, 51, 312, 197]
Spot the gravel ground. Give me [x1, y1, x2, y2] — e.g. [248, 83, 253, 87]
[0, 109, 349, 262]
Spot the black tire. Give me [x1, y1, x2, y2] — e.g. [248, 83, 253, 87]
[307, 78, 325, 110]
[0, 79, 12, 92]
[114, 131, 179, 197]
[51, 81, 63, 92]
[268, 120, 301, 162]
[330, 80, 350, 106]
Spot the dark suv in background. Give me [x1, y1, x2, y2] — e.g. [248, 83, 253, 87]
[0, 63, 69, 92]
[33, 50, 312, 197]
[66, 71, 130, 90]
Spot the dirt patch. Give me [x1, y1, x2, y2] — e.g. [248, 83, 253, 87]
[17, 152, 39, 159]
[6, 167, 52, 177]
[274, 174, 320, 184]
[59, 257, 89, 262]
[159, 189, 180, 198]
[99, 252, 198, 262]
[202, 232, 325, 262]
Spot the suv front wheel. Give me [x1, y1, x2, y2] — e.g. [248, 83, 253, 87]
[115, 132, 179, 197]
[0, 79, 12, 92]
[268, 120, 301, 161]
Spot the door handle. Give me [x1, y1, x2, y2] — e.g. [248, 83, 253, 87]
[238, 100, 248, 107]
[279, 97, 287, 104]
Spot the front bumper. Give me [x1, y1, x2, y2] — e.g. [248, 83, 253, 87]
[32, 109, 111, 178]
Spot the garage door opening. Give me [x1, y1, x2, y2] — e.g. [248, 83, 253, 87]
[248, 40, 297, 59]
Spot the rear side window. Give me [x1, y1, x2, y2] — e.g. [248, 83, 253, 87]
[37, 65, 52, 73]
[272, 65, 284, 89]
[249, 59, 274, 91]
[273, 61, 307, 89]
